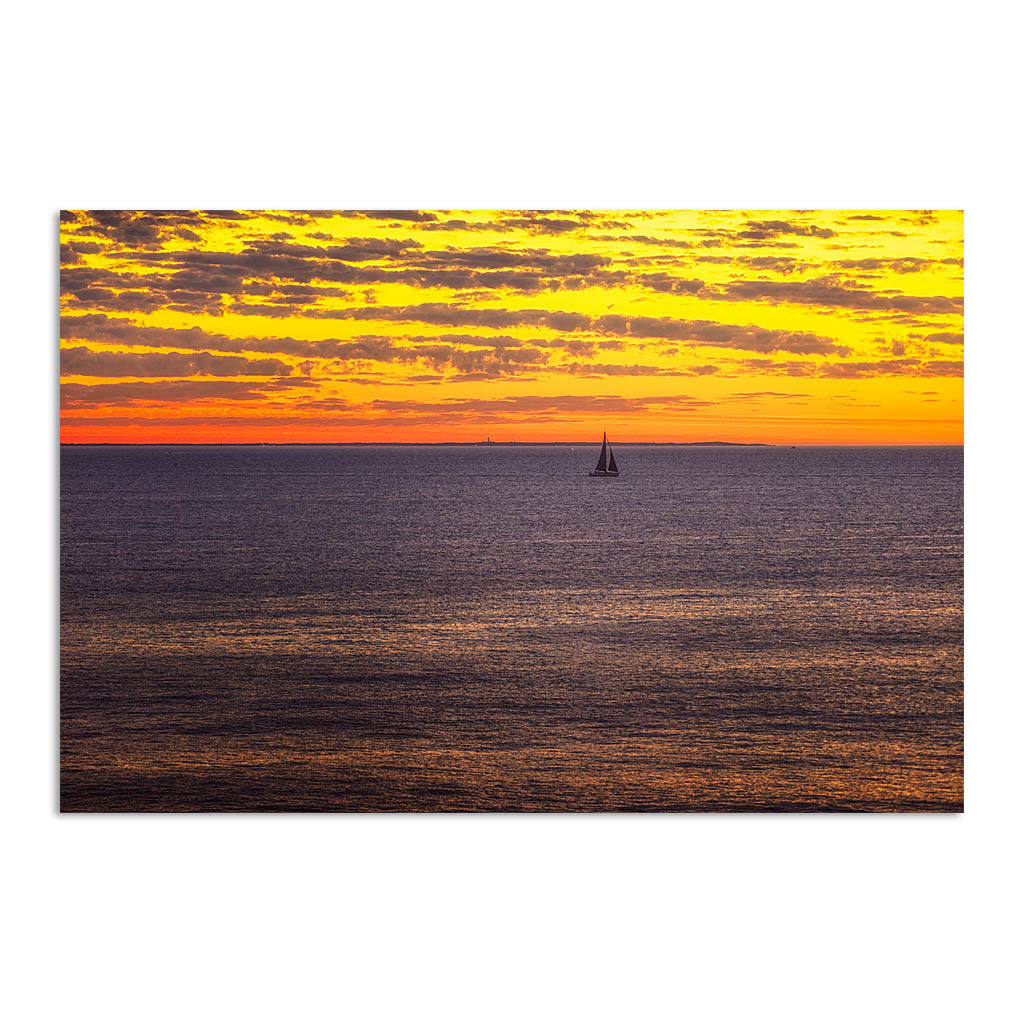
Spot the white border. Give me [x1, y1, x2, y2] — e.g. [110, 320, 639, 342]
[8, 3, 1017, 1022]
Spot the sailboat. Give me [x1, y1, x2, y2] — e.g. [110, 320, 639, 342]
[589, 432, 620, 477]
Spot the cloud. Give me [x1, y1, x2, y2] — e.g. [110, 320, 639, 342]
[61, 316, 581, 380]
[70, 210, 231, 249]
[57, 316, 607, 374]
[736, 358, 963, 379]
[342, 210, 439, 222]
[831, 256, 963, 274]
[493, 216, 586, 234]
[637, 274, 706, 295]
[61, 378, 313, 409]
[706, 275, 963, 315]
[59, 212, 962, 437]
[742, 219, 836, 239]
[61, 314, 335, 357]
[684, 220, 836, 248]
[591, 314, 850, 355]
[62, 235, 638, 304]
[560, 362, 699, 377]
[60, 392, 716, 429]
[731, 256, 804, 275]
[309, 302, 850, 355]
[591, 233, 695, 249]
[726, 391, 812, 400]
[62, 216, 964, 322]
[358, 392, 713, 417]
[60, 346, 296, 378]
[61, 397, 704, 429]
[903, 211, 939, 226]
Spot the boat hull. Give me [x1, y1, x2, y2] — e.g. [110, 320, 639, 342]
[589, 470, 620, 477]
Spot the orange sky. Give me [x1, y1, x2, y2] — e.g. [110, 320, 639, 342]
[59, 210, 963, 444]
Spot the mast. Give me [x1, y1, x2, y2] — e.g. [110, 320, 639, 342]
[595, 432, 608, 472]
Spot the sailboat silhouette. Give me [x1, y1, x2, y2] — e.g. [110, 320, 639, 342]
[589, 432, 620, 477]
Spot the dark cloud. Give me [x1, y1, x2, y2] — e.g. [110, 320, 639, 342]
[637, 274, 705, 295]
[591, 314, 849, 355]
[737, 358, 963, 379]
[60, 240, 106, 266]
[360, 393, 713, 417]
[59, 317, 565, 380]
[559, 363, 705, 377]
[831, 256, 963, 274]
[687, 220, 833, 248]
[61, 313, 350, 358]
[62, 217, 963, 318]
[417, 219, 489, 232]
[816, 359, 962, 379]
[415, 212, 627, 236]
[726, 391, 812, 400]
[60, 346, 295, 378]
[229, 302, 314, 318]
[262, 213, 317, 226]
[409, 246, 610, 273]
[59, 309, 745, 382]
[742, 219, 836, 240]
[706, 275, 963, 315]
[493, 216, 585, 234]
[245, 236, 424, 261]
[732, 256, 804, 275]
[308, 302, 850, 355]
[61, 378, 311, 409]
[61, 391, 704, 429]
[64, 235, 638, 304]
[61, 391, 715, 430]
[59, 213, 962, 407]
[60, 244, 85, 266]
[591, 234, 695, 250]
[58, 315, 582, 372]
[76, 210, 217, 249]
[342, 210, 439, 222]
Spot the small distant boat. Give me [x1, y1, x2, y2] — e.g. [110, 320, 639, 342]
[589, 431, 620, 477]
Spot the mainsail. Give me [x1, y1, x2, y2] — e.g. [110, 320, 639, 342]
[590, 430, 620, 476]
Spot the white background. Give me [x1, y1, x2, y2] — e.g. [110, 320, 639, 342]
[4, 2, 1020, 1021]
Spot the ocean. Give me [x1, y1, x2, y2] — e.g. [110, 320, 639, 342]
[59, 444, 963, 811]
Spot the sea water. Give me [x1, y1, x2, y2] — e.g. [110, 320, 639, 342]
[60, 444, 963, 811]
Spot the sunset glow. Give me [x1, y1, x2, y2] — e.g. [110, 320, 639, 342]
[59, 210, 964, 444]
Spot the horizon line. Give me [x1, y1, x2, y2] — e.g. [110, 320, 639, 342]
[59, 440, 964, 447]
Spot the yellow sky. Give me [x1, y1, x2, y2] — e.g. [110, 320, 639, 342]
[59, 210, 963, 443]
